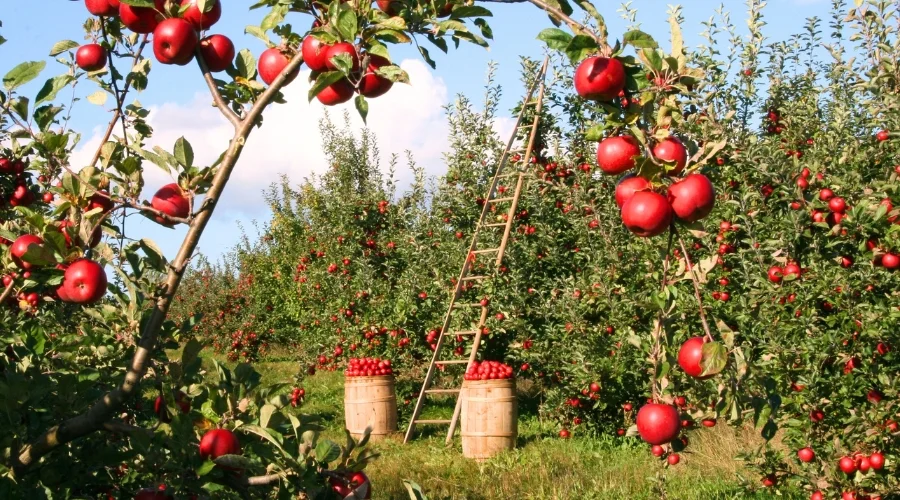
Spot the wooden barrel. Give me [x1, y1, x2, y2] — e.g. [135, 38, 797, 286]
[344, 375, 398, 442]
[461, 379, 517, 460]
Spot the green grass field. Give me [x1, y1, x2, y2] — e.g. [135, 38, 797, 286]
[213, 358, 794, 499]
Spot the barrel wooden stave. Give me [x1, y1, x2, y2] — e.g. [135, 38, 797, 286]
[460, 379, 517, 460]
[344, 375, 398, 442]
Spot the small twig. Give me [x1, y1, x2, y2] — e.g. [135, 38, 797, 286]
[649, 227, 676, 402]
[88, 35, 149, 168]
[677, 234, 714, 342]
[0, 280, 15, 304]
[101, 420, 153, 437]
[100, 18, 130, 149]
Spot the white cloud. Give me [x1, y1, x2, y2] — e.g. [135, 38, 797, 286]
[72, 59, 454, 216]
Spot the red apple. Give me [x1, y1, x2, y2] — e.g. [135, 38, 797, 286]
[621, 191, 673, 237]
[85, 0, 119, 16]
[881, 253, 899, 269]
[153, 18, 198, 66]
[677, 336, 713, 379]
[767, 265, 783, 283]
[87, 191, 115, 213]
[199, 35, 235, 73]
[573, 56, 625, 101]
[358, 54, 393, 98]
[558, 428, 571, 439]
[324, 42, 360, 72]
[62, 259, 107, 304]
[329, 471, 371, 499]
[636, 403, 680, 445]
[180, 0, 221, 30]
[10, 235, 45, 270]
[667, 453, 680, 465]
[839, 456, 857, 474]
[154, 392, 191, 422]
[615, 174, 651, 208]
[258, 47, 298, 85]
[199, 428, 241, 460]
[301, 36, 330, 72]
[653, 136, 688, 175]
[316, 79, 355, 106]
[375, 0, 403, 15]
[829, 197, 847, 213]
[119, 0, 165, 33]
[597, 135, 641, 175]
[798, 447, 815, 463]
[876, 130, 890, 142]
[819, 188, 834, 201]
[151, 183, 190, 226]
[134, 489, 172, 500]
[76, 44, 107, 72]
[868, 452, 884, 470]
[667, 173, 715, 222]
[651, 444, 664, 457]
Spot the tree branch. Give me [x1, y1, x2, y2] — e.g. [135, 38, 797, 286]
[195, 47, 242, 127]
[676, 235, 714, 342]
[101, 420, 153, 437]
[15, 52, 306, 473]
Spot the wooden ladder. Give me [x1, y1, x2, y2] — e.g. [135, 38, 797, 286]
[404, 57, 549, 444]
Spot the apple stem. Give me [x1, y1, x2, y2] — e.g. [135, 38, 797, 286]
[676, 234, 714, 342]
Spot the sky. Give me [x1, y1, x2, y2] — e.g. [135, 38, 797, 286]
[2, 0, 842, 262]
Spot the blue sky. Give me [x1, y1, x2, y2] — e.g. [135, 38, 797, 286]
[3, 0, 840, 262]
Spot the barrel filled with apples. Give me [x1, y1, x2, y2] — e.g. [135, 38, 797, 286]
[343, 357, 398, 441]
[460, 361, 518, 460]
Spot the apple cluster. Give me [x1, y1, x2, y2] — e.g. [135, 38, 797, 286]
[345, 357, 393, 377]
[226, 329, 261, 362]
[79, 0, 402, 107]
[289, 387, 305, 407]
[0, 157, 44, 208]
[572, 56, 715, 238]
[464, 360, 514, 380]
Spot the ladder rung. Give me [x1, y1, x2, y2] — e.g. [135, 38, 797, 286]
[525, 100, 540, 105]
[424, 388, 461, 394]
[517, 123, 533, 129]
[435, 360, 469, 365]
[472, 248, 499, 254]
[489, 197, 515, 203]
[414, 419, 452, 424]
[485, 222, 507, 228]
[454, 302, 487, 308]
[461, 275, 488, 281]
[451, 330, 479, 335]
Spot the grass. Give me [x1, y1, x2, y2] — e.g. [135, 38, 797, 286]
[195, 353, 795, 499]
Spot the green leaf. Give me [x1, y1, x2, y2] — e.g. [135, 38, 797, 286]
[374, 65, 409, 84]
[181, 338, 203, 367]
[86, 90, 108, 106]
[4, 61, 46, 91]
[35, 75, 74, 106]
[33, 105, 63, 132]
[121, 0, 156, 6]
[260, 404, 277, 429]
[564, 35, 599, 64]
[336, 7, 359, 41]
[174, 137, 194, 168]
[354, 95, 368, 123]
[700, 341, 727, 377]
[196, 460, 216, 476]
[11, 98, 29, 121]
[244, 26, 270, 46]
[307, 71, 345, 102]
[450, 5, 492, 18]
[49, 40, 79, 57]
[537, 28, 572, 51]
[583, 124, 608, 142]
[328, 53, 354, 77]
[623, 30, 658, 49]
[139, 238, 168, 270]
[260, 5, 288, 31]
[314, 439, 341, 463]
[235, 49, 257, 80]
